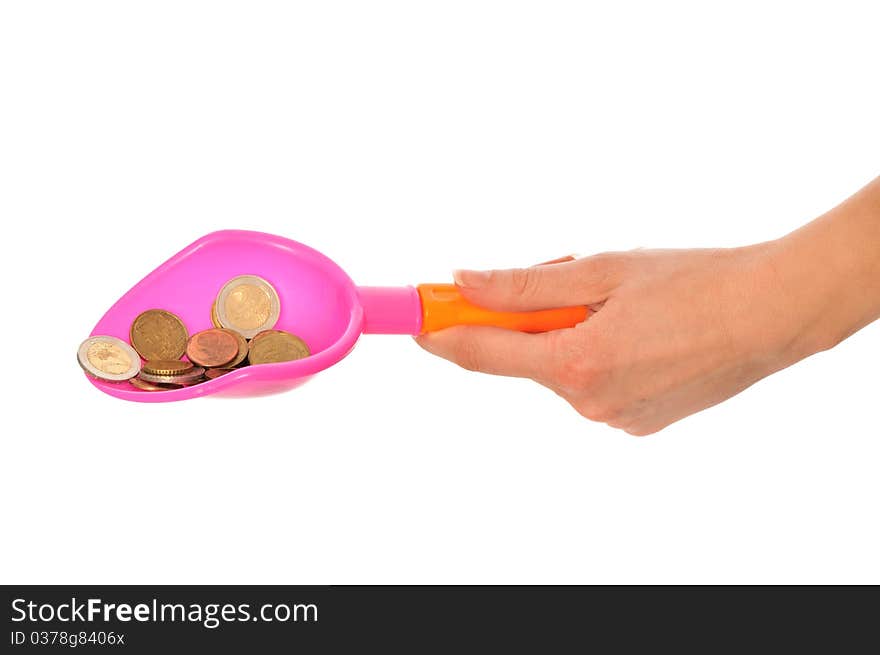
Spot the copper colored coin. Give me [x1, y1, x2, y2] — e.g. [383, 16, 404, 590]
[218, 328, 248, 367]
[142, 359, 194, 376]
[129, 377, 169, 391]
[186, 328, 239, 367]
[205, 368, 234, 379]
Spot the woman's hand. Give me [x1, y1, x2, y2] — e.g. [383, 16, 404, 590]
[415, 237, 856, 435]
[416, 178, 880, 435]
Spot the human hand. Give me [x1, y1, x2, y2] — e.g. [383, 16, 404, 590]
[415, 243, 835, 435]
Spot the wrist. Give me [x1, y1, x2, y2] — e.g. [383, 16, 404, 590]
[760, 236, 843, 361]
[764, 184, 880, 360]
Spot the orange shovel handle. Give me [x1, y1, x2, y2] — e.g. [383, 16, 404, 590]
[417, 283, 588, 334]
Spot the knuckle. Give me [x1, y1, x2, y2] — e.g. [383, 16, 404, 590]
[552, 357, 590, 391]
[573, 401, 617, 424]
[508, 267, 540, 299]
[605, 415, 631, 430]
[577, 251, 629, 291]
[585, 251, 620, 267]
[548, 336, 606, 392]
[624, 426, 656, 437]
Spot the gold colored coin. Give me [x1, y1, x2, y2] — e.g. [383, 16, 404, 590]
[130, 309, 188, 360]
[211, 300, 222, 328]
[248, 329, 310, 365]
[217, 328, 248, 367]
[138, 366, 206, 385]
[142, 359, 194, 376]
[77, 336, 141, 382]
[215, 275, 280, 339]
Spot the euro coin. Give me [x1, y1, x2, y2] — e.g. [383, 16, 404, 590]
[248, 329, 310, 365]
[211, 299, 222, 328]
[138, 366, 206, 385]
[215, 330, 247, 367]
[130, 309, 188, 360]
[129, 377, 169, 392]
[218, 328, 248, 367]
[205, 367, 234, 379]
[215, 275, 280, 339]
[142, 359, 194, 376]
[186, 328, 239, 368]
[78, 336, 141, 382]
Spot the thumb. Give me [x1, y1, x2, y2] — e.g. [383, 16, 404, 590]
[453, 254, 623, 312]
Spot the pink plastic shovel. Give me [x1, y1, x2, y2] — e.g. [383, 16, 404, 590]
[86, 230, 588, 402]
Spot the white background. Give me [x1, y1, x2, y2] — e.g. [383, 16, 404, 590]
[1, 1, 878, 584]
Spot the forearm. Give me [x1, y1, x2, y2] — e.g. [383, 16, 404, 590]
[770, 177, 880, 359]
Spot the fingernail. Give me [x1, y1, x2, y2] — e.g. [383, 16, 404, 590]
[453, 269, 491, 289]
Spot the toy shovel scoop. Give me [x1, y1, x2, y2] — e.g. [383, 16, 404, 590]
[85, 230, 587, 402]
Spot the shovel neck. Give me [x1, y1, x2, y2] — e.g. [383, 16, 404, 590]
[357, 286, 423, 335]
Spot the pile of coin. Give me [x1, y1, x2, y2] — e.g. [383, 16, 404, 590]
[78, 275, 311, 391]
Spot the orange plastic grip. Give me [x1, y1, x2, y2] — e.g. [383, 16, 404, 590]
[417, 283, 588, 334]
